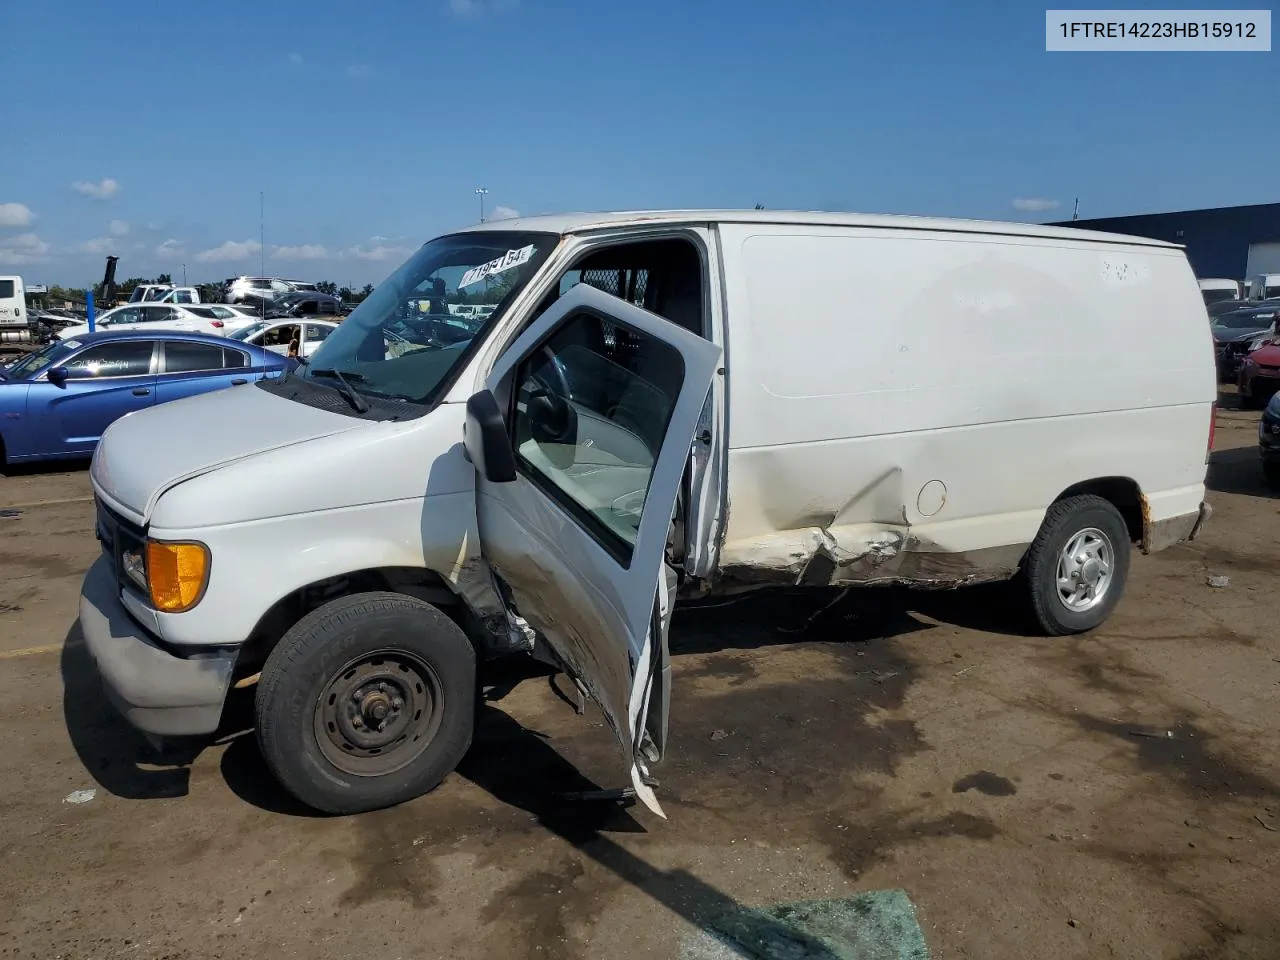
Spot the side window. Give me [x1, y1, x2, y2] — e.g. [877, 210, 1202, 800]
[174, 290, 193, 304]
[103, 308, 137, 326]
[63, 341, 154, 379]
[223, 348, 249, 369]
[319, 301, 336, 315]
[510, 311, 685, 564]
[140, 306, 174, 325]
[304, 323, 333, 343]
[251, 279, 273, 291]
[163, 341, 226, 373]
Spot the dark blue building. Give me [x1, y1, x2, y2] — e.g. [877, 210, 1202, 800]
[1049, 202, 1280, 280]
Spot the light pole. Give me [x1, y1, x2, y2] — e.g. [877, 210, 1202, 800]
[475, 186, 489, 223]
[181, 263, 187, 285]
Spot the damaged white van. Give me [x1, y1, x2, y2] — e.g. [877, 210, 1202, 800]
[80, 211, 1215, 815]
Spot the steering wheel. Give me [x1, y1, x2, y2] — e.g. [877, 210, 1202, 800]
[528, 345, 570, 399]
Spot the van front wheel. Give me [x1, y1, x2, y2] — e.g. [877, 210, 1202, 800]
[255, 592, 476, 815]
[1021, 495, 1131, 636]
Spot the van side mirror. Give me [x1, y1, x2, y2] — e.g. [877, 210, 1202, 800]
[464, 390, 517, 483]
[47, 366, 68, 386]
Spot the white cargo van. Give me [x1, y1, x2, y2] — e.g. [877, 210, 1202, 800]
[79, 211, 1215, 816]
[1247, 274, 1280, 302]
[0, 275, 26, 328]
[1198, 277, 1241, 305]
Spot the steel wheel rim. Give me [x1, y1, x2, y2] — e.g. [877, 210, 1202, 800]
[313, 649, 444, 778]
[1055, 526, 1114, 613]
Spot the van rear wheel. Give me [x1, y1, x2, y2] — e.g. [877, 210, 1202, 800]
[255, 592, 475, 815]
[1021, 495, 1131, 636]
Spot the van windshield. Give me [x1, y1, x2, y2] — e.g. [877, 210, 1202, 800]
[294, 231, 557, 407]
[1201, 288, 1238, 305]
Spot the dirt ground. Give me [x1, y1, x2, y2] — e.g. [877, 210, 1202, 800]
[1, 404, 1278, 960]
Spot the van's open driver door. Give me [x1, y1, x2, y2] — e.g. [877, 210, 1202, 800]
[465, 284, 721, 816]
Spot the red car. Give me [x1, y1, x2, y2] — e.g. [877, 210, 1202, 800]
[1238, 341, 1280, 408]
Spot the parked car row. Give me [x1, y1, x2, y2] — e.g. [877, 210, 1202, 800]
[56, 303, 262, 340]
[1211, 301, 1280, 391]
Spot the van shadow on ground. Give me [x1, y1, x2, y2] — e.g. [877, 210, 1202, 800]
[62, 580, 1025, 810]
[1207, 444, 1276, 498]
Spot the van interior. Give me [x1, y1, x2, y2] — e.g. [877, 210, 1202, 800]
[519, 237, 710, 570]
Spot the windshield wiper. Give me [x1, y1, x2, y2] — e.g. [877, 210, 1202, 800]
[310, 367, 370, 413]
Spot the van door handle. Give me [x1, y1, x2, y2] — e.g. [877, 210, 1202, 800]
[696, 429, 712, 445]
[132, 388, 150, 396]
[231, 378, 247, 385]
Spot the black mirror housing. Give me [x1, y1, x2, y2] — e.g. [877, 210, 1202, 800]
[464, 390, 517, 483]
[47, 366, 69, 385]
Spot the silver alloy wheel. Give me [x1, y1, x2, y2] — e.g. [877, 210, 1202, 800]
[1056, 527, 1114, 612]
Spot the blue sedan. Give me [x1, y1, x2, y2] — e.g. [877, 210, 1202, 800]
[0, 330, 291, 467]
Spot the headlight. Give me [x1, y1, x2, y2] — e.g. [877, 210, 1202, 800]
[121, 540, 210, 612]
[121, 545, 148, 591]
[1266, 393, 1280, 417]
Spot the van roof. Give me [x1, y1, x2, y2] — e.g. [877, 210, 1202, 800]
[463, 209, 1181, 249]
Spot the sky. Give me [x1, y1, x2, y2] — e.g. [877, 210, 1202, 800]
[3, 0, 1277, 287]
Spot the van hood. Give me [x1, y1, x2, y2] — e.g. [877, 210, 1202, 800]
[92, 383, 362, 522]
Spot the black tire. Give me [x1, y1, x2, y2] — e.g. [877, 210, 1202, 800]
[255, 592, 475, 815]
[1020, 495, 1131, 636]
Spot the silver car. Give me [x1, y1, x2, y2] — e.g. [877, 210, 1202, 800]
[223, 277, 318, 305]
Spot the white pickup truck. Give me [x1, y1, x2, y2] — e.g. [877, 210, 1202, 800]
[128, 285, 204, 305]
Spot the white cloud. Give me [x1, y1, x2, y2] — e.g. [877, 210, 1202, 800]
[1011, 197, 1060, 213]
[345, 64, 373, 80]
[155, 238, 185, 259]
[0, 203, 35, 228]
[194, 239, 262, 263]
[109, 219, 130, 237]
[288, 52, 303, 65]
[71, 178, 121, 200]
[273, 244, 330, 261]
[347, 240, 413, 262]
[77, 237, 118, 255]
[488, 205, 520, 221]
[0, 232, 51, 265]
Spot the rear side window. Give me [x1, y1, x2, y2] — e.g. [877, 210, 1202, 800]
[0, 280, 14, 299]
[63, 341, 154, 379]
[318, 301, 337, 315]
[140, 306, 175, 324]
[163, 341, 227, 373]
[224, 348, 249, 368]
[251, 279, 272, 290]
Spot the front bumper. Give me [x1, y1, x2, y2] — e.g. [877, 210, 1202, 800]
[79, 555, 236, 736]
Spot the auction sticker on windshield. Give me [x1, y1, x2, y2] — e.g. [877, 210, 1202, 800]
[459, 245, 535, 288]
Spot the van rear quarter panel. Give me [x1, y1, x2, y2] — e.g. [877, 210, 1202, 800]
[715, 224, 1216, 586]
